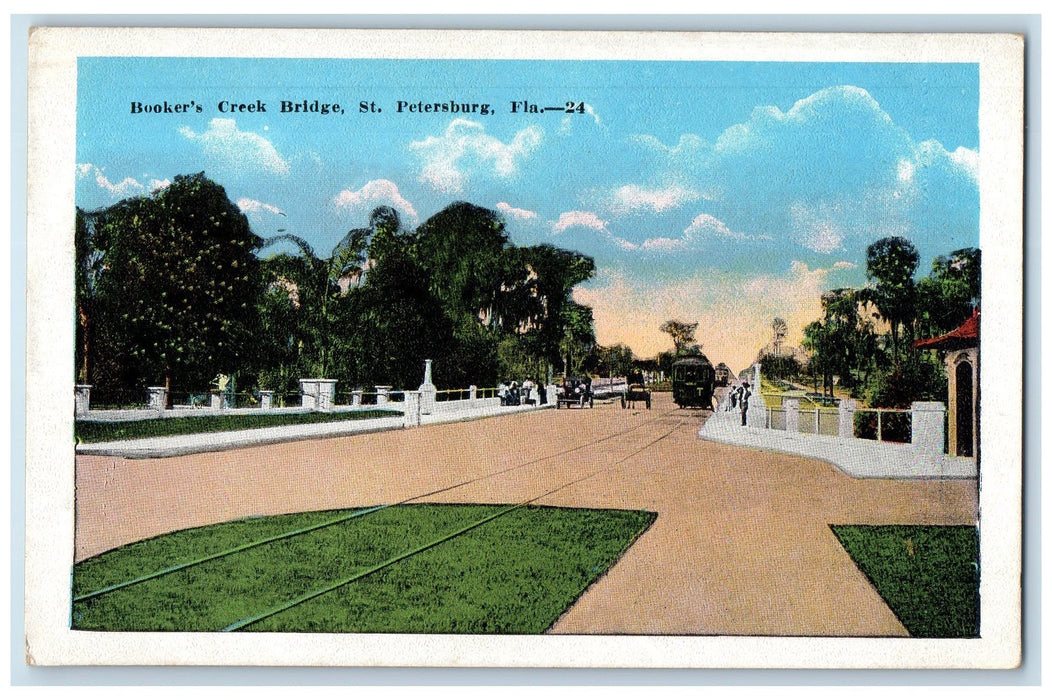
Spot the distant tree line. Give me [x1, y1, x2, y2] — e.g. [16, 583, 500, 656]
[76, 173, 599, 401]
[798, 236, 980, 407]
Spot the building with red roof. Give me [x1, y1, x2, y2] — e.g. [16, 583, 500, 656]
[914, 309, 979, 459]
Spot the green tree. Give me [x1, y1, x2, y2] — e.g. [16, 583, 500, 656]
[253, 252, 313, 397]
[518, 244, 596, 378]
[88, 173, 262, 393]
[75, 207, 105, 383]
[802, 320, 835, 397]
[495, 332, 538, 383]
[366, 205, 406, 267]
[413, 202, 526, 385]
[559, 301, 597, 377]
[656, 350, 676, 381]
[915, 247, 981, 338]
[863, 236, 920, 365]
[258, 226, 369, 378]
[415, 202, 510, 325]
[758, 352, 801, 382]
[594, 343, 635, 378]
[801, 289, 872, 397]
[659, 319, 699, 354]
[348, 228, 454, 390]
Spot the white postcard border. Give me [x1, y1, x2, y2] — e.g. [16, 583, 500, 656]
[24, 27, 1024, 669]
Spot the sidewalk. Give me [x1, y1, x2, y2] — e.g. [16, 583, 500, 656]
[698, 408, 977, 479]
[76, 400, 548, 459]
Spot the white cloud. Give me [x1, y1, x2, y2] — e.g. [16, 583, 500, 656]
[632, 86, 978, 260]
[832, 261, 858, 270]
[97, 175, 143, 198]
[683, 213, 744, 240]
[76, 163, 169, 200]
[179, 118, 290, 176]
[608, 184, 700, 214]
[584, 103, 602, 127]
[789, 202, 846, 254]
[639, 236, 688, 252]
[897, 159, 915, 183]
[237, 198, 285, 216]
[551, 210, 607, 234]
[631, 133, 707, 156]
[914, 140, 979, 183]
[409, 119, 542, 194]
[947, 146, 979, 181]
[333, 179, 418, 224]
[550, 210, 636, 251]
[638, 213, 763, 252]
[496, 202, 537, 221]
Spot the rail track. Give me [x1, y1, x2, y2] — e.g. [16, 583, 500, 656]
[74, 406, 690, 631]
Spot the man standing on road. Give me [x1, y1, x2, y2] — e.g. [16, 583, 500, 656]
[740, 381, 751, 427]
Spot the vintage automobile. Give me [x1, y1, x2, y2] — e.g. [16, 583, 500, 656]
[620, 371, 651, 409]
[556, 377, 594, 409]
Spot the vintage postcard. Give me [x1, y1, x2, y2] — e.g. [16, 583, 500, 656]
[25, 27, 1023, 668]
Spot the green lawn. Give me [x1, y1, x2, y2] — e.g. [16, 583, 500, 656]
[831, 524, 979, 638]
[74, 409, 400, 443]
[72, 504, 656, 633]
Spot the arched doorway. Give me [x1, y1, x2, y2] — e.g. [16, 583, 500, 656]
[956, 360, 974, 457]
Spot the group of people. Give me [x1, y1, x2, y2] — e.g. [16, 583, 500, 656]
[497, 379, 538, 406]
[726, 381, 752, 426]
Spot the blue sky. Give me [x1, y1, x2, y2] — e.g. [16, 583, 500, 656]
[76, 57, 979, 371]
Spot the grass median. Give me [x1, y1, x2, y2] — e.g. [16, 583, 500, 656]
[73, 503, 657, 633]
[831, 524, 979, 638]
[74, 409, 401, 443]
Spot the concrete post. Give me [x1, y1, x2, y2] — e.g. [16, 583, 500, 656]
[911, 401, 946, 453]
[317, 379, 337, 412]
[259, 390, 274, 410]
[75, 384, 92, 416]
[299, 379, 318, 410]
[546, 384, 558, 406]
[419, 359, 437, 415]
[210, 393, 224, 410]
[299, 379, 336, 411]
[375, 386, 391, 406]
[147, 386, 168, 411]
[351, 389, 363, 407]
[403, 390, 422, 427]
[469, 385, 477, 406]
[745, 364, 767, 428]
[838, 398, 857, 438]
[783, 398, 800, 433]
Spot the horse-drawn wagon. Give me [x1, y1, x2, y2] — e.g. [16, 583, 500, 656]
[620, 371, 651, 409]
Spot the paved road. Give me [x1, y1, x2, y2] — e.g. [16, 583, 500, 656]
[74, 392, 977, 636]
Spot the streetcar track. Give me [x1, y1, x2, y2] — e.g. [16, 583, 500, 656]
[74, 405, 682, 604]
[223, 418, 685, 632]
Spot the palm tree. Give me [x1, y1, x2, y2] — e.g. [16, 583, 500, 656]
[863, 236, 919, 366]
[259, 227, 369, 378]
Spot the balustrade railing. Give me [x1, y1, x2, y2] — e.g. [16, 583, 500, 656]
[79, 383, 518, 416]
[752, 399, 936, 450]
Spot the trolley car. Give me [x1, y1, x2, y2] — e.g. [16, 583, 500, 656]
[671, 352, 716, 408]
[714, 362, 733, 387]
